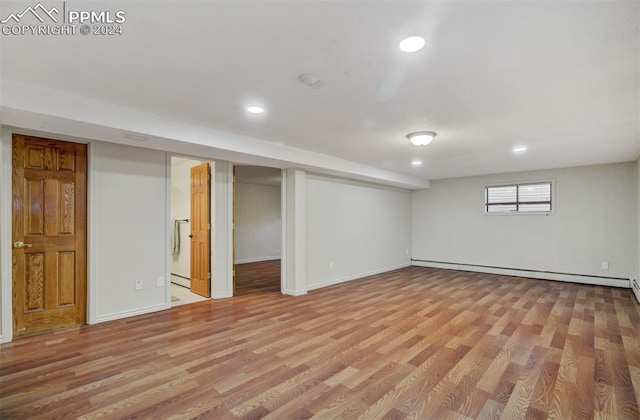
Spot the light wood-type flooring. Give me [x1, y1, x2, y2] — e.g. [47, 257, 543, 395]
[1, 265, 639, 419]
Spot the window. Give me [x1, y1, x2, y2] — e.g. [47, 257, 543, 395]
[485, 182, 552, 213]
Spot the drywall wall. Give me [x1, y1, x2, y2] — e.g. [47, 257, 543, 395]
[636, 159, 640, 302]
[90, 141, 169, 322]
[170, 157, 201, 280]
[235, 183, 281, 263]
[412, 162, 638, 282]
[306, 174, 412, 289]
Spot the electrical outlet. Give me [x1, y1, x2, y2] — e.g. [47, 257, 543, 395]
[601, 262, 609, 270]
[157, 276, 164, 287]
[329, 262, 334, 269]
[135, 279, 143, 290]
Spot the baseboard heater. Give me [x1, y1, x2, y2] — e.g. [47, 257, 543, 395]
[632, 279, 640, 304]
[412, 259, 631, 290]
[170, 273, 190, 289]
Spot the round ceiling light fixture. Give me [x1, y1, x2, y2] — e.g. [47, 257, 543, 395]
[246, 106, 264, 114]
[399, 36, 425, 53]
[407, 131, 436, 146]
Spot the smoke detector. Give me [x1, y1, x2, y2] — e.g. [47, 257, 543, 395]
[298, 73, 326, 89]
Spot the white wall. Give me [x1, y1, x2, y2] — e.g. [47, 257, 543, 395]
[170, 157, 201, 279]
[412, 162, 638, 284]
[636, 159, 640, 302]
[306, 174, 412, 290]
[90, 141, 169, 322]
[235, 183, 281, 263]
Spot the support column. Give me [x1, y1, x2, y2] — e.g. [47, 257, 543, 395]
[282, 168, 307, 295]
[213, 161, 234, 298]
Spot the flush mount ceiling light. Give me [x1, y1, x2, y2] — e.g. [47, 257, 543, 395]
[411, 160, 423, 167]
[513, 146, 528, 153]
[407, 131, 436, 146]
[399, 36, 425, 53]
[246, 106, 264, 114]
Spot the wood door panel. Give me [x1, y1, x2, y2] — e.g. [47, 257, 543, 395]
[58, 150, 75, 171]
[60, 182, 75, 234]
[24, 253, 45, 311]
[25, 179, 44, 235]
[58, 251, 76, 306]
[25, 145, 45, 169]
[12, 134, 87, 337]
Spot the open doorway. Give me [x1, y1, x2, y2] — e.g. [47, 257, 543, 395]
[234, 165, 282, 296]
[169, 156, 209, 306]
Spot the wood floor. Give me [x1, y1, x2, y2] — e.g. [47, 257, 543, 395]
[235, 260, 281, 296]
[1, 265, 639, 419]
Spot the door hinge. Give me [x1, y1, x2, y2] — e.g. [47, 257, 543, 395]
[207, 272, 211, 279]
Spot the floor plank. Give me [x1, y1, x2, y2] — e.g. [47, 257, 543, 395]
[1, 265, 639, 419]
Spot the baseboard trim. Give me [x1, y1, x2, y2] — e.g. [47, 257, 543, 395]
[307, 263, 412, 291]
[94, 303, 170, 324]
[412, 260, 630, 289]
[235, 256, 281, 264]
[212, 291, 233, 299]
[283, 289, 307, 296]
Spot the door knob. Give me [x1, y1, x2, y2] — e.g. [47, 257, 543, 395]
[13, 241, 33, 249]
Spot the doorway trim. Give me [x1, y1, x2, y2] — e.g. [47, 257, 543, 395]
[1, 127, 13, 343]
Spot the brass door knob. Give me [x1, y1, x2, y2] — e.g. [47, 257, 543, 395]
[13, 241, 33, 249]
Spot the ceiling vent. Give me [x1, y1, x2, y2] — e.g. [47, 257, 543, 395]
[298, 73, 326, 89]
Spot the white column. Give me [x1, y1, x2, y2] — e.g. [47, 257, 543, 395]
[282, 168, 307, 295]
[212, 161, 234, 298]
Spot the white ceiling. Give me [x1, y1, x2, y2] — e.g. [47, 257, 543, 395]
[1, 1, 638, 186]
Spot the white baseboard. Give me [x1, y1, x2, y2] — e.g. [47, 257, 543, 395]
[413, 260, 630, 289]
[93, 303, 170, 324]
[307, 263, 411, 291]
[631, 279, 640, 304]
[235, 256, 281, 264]
[212, 291, 233, 299]
[283, 288, 307, 296]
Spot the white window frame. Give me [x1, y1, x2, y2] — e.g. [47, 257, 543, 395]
[483, 179, 555, 216]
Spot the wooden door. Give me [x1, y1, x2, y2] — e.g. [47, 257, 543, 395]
[12, 134, 87, 337]
[190, 162, 211, 297]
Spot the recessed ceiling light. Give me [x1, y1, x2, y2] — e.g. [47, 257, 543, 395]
[407, 131, 436, 146]
[513, 146, 527, 152]
[412, 160, 423, 166]
[246, 106, 264, 114]
[399, 36, 425, 53]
